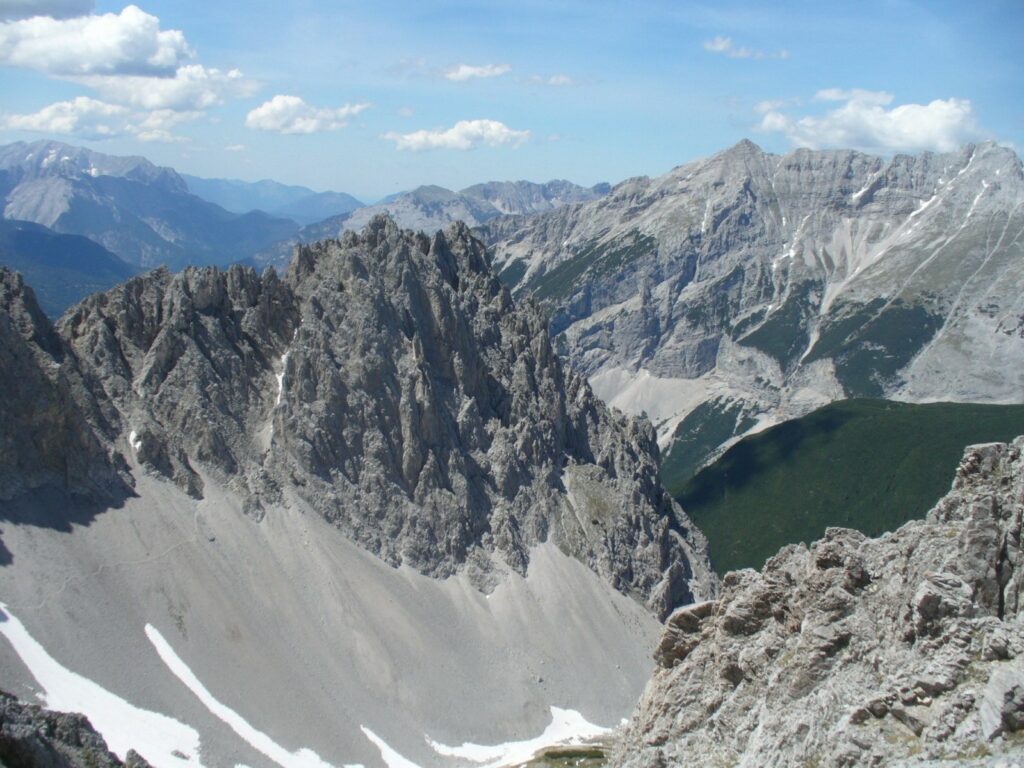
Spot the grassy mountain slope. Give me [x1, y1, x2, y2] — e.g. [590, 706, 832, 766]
[0, 219, 137, 317]
[668, 399, 1024, 574]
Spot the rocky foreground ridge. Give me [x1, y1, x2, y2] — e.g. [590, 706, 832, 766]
[0, 692, 152, 768]
[616, 438, 1024, 767]
[0, 215, 714, 617]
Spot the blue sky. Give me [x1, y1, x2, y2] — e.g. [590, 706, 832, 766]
[0, 0, 1021, 200]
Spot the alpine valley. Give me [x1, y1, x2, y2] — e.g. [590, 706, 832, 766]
[0, 135, 1023, 768]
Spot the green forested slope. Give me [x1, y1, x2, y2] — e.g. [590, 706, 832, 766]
[668, 399, 1024, 574]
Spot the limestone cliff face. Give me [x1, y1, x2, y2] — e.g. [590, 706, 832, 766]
[616, 438, 1024, 767]
[1, 216, 715, 616]
[273, 218, 713, 613]
[485, 141, 1024, 470]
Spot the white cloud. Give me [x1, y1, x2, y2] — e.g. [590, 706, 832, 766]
[755, 98, 789, 114]
[0, 5, 192, 75]
[703, 35, 788, 60]
[0, 96, 125, 137]
[397, 105, 414, 118]
[131, 107, 199, 142]
[0, 0, 93, 20]
[245, 95, 369, 134]
[225, 143, 245, 151]
[74, 64, 257, 110]
[0, 5, 257, 118]
[383, 119, 530, 151]
[0, 96, 198, 141]
[445, 63, 510, 81]
[757, 89, 985, 153]
[815, 88, 892, 106]
[531, 73, 574, 86]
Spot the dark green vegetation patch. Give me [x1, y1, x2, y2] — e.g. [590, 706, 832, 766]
[660, 398, 758, 496]
[497, 257, 528, 289]
[527, 232, 656, 302]
[738, 280, 819, 370]
[524, 745, 607, 767]
[673, 399, 1024, 574]
[0, 220, 137, 317]
[807, 298, 945, 397]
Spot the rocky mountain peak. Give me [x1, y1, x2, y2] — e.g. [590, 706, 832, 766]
[4, 216, 715, 616]
[0, 267, 61, 356]
[487, 142, 1024, 474]
[0, 268, 127, 502]
[274, 216, 714, 611]
[719, 137, 764, 160]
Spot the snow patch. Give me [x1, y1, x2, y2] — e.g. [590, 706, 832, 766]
[129, 430, 142, 452]
[0, 603, 203, 768]
[908, 193, 938, 219]
[426, 706, 610, 768]
[145, 624, 338, 768]
[701, 199, 712, 232]
[359, 727, 421, 768]
[276, 351, 290, 406]
[957, 152, 976, 177]
[771, 245, 796, 272]
[850, 177, 878, 201]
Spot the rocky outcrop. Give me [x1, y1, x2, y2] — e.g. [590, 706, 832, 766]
[484, 141, 1024, 472]
[0, 268, 128, 501]
[616, 438, 1024, 767]
[60, 263, 299, 501]
[0, 692, 152, 768]
[274, 218, 713, 613]
[3, 216, 715, 616]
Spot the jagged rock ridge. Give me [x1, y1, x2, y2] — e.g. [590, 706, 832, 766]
[3, 215, 714, 616]
[616, 437, 1024, 767]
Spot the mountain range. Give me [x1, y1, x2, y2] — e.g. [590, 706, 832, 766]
[181, 174, 365, 226]
[0, 141, 298, 271]
[254, 180, 610, 269]
[483, 139, 1024, 474]
[0, 136, 1023, 767]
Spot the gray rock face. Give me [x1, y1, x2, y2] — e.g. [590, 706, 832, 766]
[0, 691, 152, 768]
[0, 140, 299, 269]
[484, 140, 1024, 468]
[616, 438, 1024, 767]
[460, 180, 610, 216]
[0, 268, 127, 502]
[3, 216, 714, 616]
